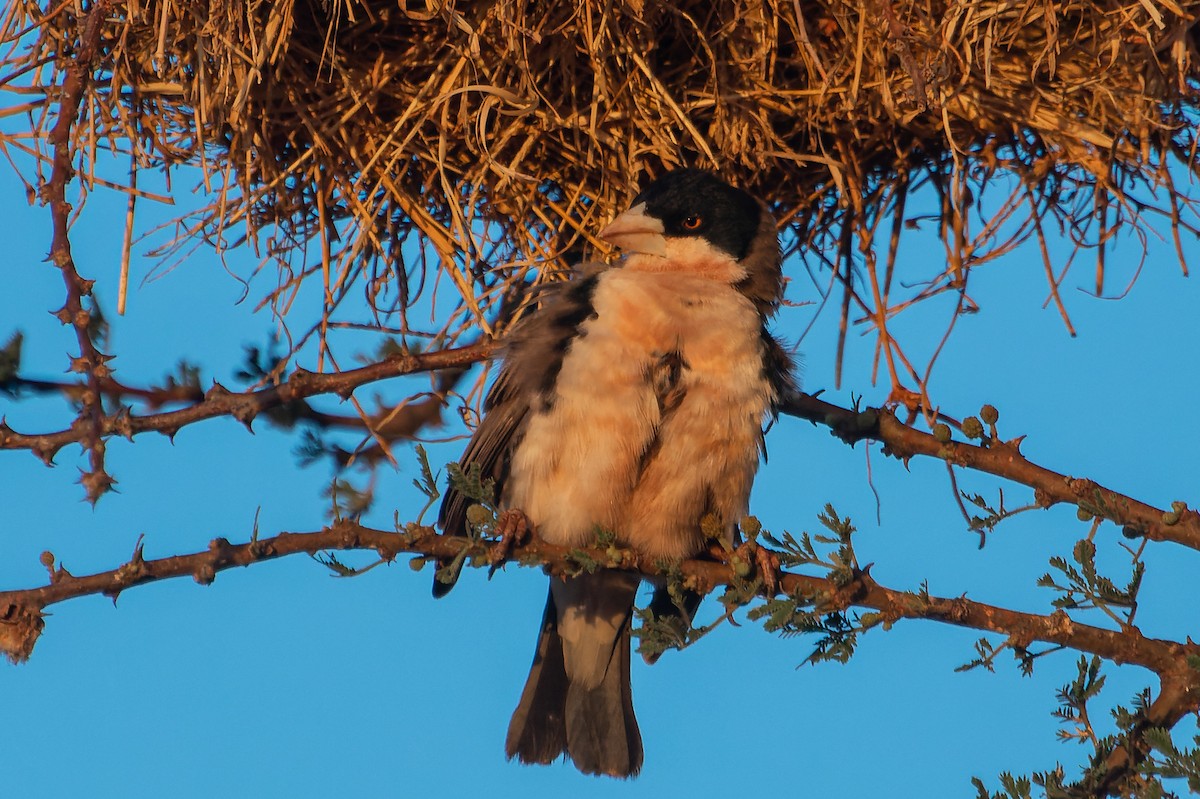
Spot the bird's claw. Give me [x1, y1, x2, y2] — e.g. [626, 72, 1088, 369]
[753, 545, 781, 597]
[487, 509, 531, 579]
[729, 539, 781, 597]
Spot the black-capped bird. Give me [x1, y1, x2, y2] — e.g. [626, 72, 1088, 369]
[437, 168, 794, 777]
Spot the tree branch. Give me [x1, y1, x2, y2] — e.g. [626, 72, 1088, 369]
[7, 352, 1195, 562]
[2, 373, 204, 408]
[42, 0, 116, 502]
[0, 341, 497, 461]
[3, 520, 1195, 678]
[779, 391, 1200, 551]
[1091, 673, 1199, 796]
[4, 516, 1194, 794]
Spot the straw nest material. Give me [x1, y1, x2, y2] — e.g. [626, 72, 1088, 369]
[3, 0, 1199, 359]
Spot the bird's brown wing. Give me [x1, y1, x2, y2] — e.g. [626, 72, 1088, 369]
[433, 271, 603, 597]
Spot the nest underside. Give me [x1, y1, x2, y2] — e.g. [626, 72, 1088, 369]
[4, 0, 1200, 346]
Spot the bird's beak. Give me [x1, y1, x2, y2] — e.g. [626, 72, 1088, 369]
[599, 203, 667, 257]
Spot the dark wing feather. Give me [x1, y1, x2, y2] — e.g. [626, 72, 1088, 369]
[433, 360, 530, 597]
[762, 326, 799, 407]
[433, 270, 603, 597]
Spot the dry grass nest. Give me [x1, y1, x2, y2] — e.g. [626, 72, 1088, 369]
[3, 0, 1200, 363]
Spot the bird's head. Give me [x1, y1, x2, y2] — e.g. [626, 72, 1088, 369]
[599, 168, 783, 315]
[599, 168, 762, 259]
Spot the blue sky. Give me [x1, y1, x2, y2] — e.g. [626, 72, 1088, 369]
[3, 158, 1199, 798]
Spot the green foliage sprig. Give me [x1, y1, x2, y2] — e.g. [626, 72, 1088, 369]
[1038, 538, 1144, 629]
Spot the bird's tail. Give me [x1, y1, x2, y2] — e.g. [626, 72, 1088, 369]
[505, 573, 643, 778]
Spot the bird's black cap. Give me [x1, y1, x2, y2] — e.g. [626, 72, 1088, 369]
[633, 169, 763, 260]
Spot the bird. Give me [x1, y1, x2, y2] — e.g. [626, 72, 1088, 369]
[436, 167, 794, 777]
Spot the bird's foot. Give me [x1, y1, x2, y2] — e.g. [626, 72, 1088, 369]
[753, 544, 782, 597]
[729, 539, 782, 597]
[487, 508, 531, 579]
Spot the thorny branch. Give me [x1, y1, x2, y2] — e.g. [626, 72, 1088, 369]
[0, 342, 496, 463]
[6, 353, 1197, 554]
[1, 518, 1196, 793]
[42, 0, 116, 503]
[778, 391, 1200, 552]
[4, 521, 1190, 675]
[4, 373, 204, 408]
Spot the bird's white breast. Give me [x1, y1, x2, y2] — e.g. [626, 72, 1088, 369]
[505, 267, 773, 558]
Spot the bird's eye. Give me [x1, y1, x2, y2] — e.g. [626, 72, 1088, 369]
[682, 215, 703, 230]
